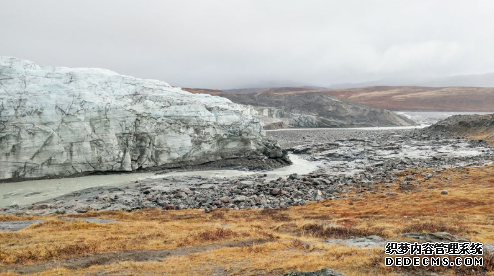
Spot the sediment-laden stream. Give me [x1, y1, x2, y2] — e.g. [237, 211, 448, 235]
[0, 154, 318, 208]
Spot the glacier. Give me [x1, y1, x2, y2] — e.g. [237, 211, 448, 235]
[0, 57, 286, 180]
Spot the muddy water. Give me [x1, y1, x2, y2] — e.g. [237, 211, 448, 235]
[155, 154, 318, 180]
[0, 154, 319, 207]
[0, 172, 157, 207]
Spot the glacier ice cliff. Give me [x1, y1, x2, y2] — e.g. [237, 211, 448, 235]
[0, 57, 287, 180]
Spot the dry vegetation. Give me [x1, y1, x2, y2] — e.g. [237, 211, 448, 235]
[1, 164, 494, 275]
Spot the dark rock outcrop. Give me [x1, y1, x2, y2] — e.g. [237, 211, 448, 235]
[425, 114, 494, 143]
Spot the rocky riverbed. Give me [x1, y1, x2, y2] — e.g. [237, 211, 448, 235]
[2, 127, 492, 216]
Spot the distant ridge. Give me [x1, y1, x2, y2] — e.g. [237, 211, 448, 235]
[186, 86, 494, 112]
[329, 72, 494, 89]
[183, 87, 415, 128]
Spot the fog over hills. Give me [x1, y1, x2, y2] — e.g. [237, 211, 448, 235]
[224, 71, 494, 91]
[329, 72, 494, 89]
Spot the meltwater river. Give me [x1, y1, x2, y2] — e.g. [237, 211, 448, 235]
[0, 154, 319, 207]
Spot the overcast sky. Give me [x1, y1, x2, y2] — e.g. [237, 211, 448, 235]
[1, 0, 494, 89]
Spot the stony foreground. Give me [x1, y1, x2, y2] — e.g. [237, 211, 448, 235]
[1, 163, 493, 275]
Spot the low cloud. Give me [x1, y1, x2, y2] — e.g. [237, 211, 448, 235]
[1, 0, 493, 88]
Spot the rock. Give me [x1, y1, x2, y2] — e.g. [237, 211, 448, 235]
[233, 196, 248, 202]
[220, 196, 230, 203]
[239, 181, 255, 187]
[0, 56, 288, 180]
[441, 190, 449, 195]
[484, 244, 494, 253]
[164, 204, 175, 210]
[271, 188, 281, 195]
[75, 208, 88, 213]
[315, 190, 324, 201]
[288, 173, 299, 180]
[181, 188, 193, 195]
[282, 268, 343, 276]
[402, 232, 469, 243]
[326, 235, 385, 248]
[54, 208, 67, 214]
[82, 218, 116, 224]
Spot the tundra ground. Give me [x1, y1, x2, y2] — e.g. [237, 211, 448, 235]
[1, 164, 494, 276]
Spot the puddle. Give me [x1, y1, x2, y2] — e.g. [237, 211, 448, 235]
[0, 220, 44, 231]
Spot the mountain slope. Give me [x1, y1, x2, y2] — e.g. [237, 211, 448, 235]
[209, 86, 494, 112]
[184, 88, 414, 128]
[323, 86, 494, 111]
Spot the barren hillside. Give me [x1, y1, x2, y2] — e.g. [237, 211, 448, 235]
[183, 88, 414, 128]
[323, 86, 494, 111]
[426, 114, 494, 144]
[185, 86, 494, 112]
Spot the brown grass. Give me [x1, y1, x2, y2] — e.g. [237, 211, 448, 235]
[1, 164, 494, 275]
[300, 223, 386, 239]
[401, 221, 469, 235]
[259, 209, 293, 221]
[192, 228, 240, 242]
[4, 242, 99, 264]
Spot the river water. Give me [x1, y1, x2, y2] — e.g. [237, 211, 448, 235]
[0, 154, 319, 207]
